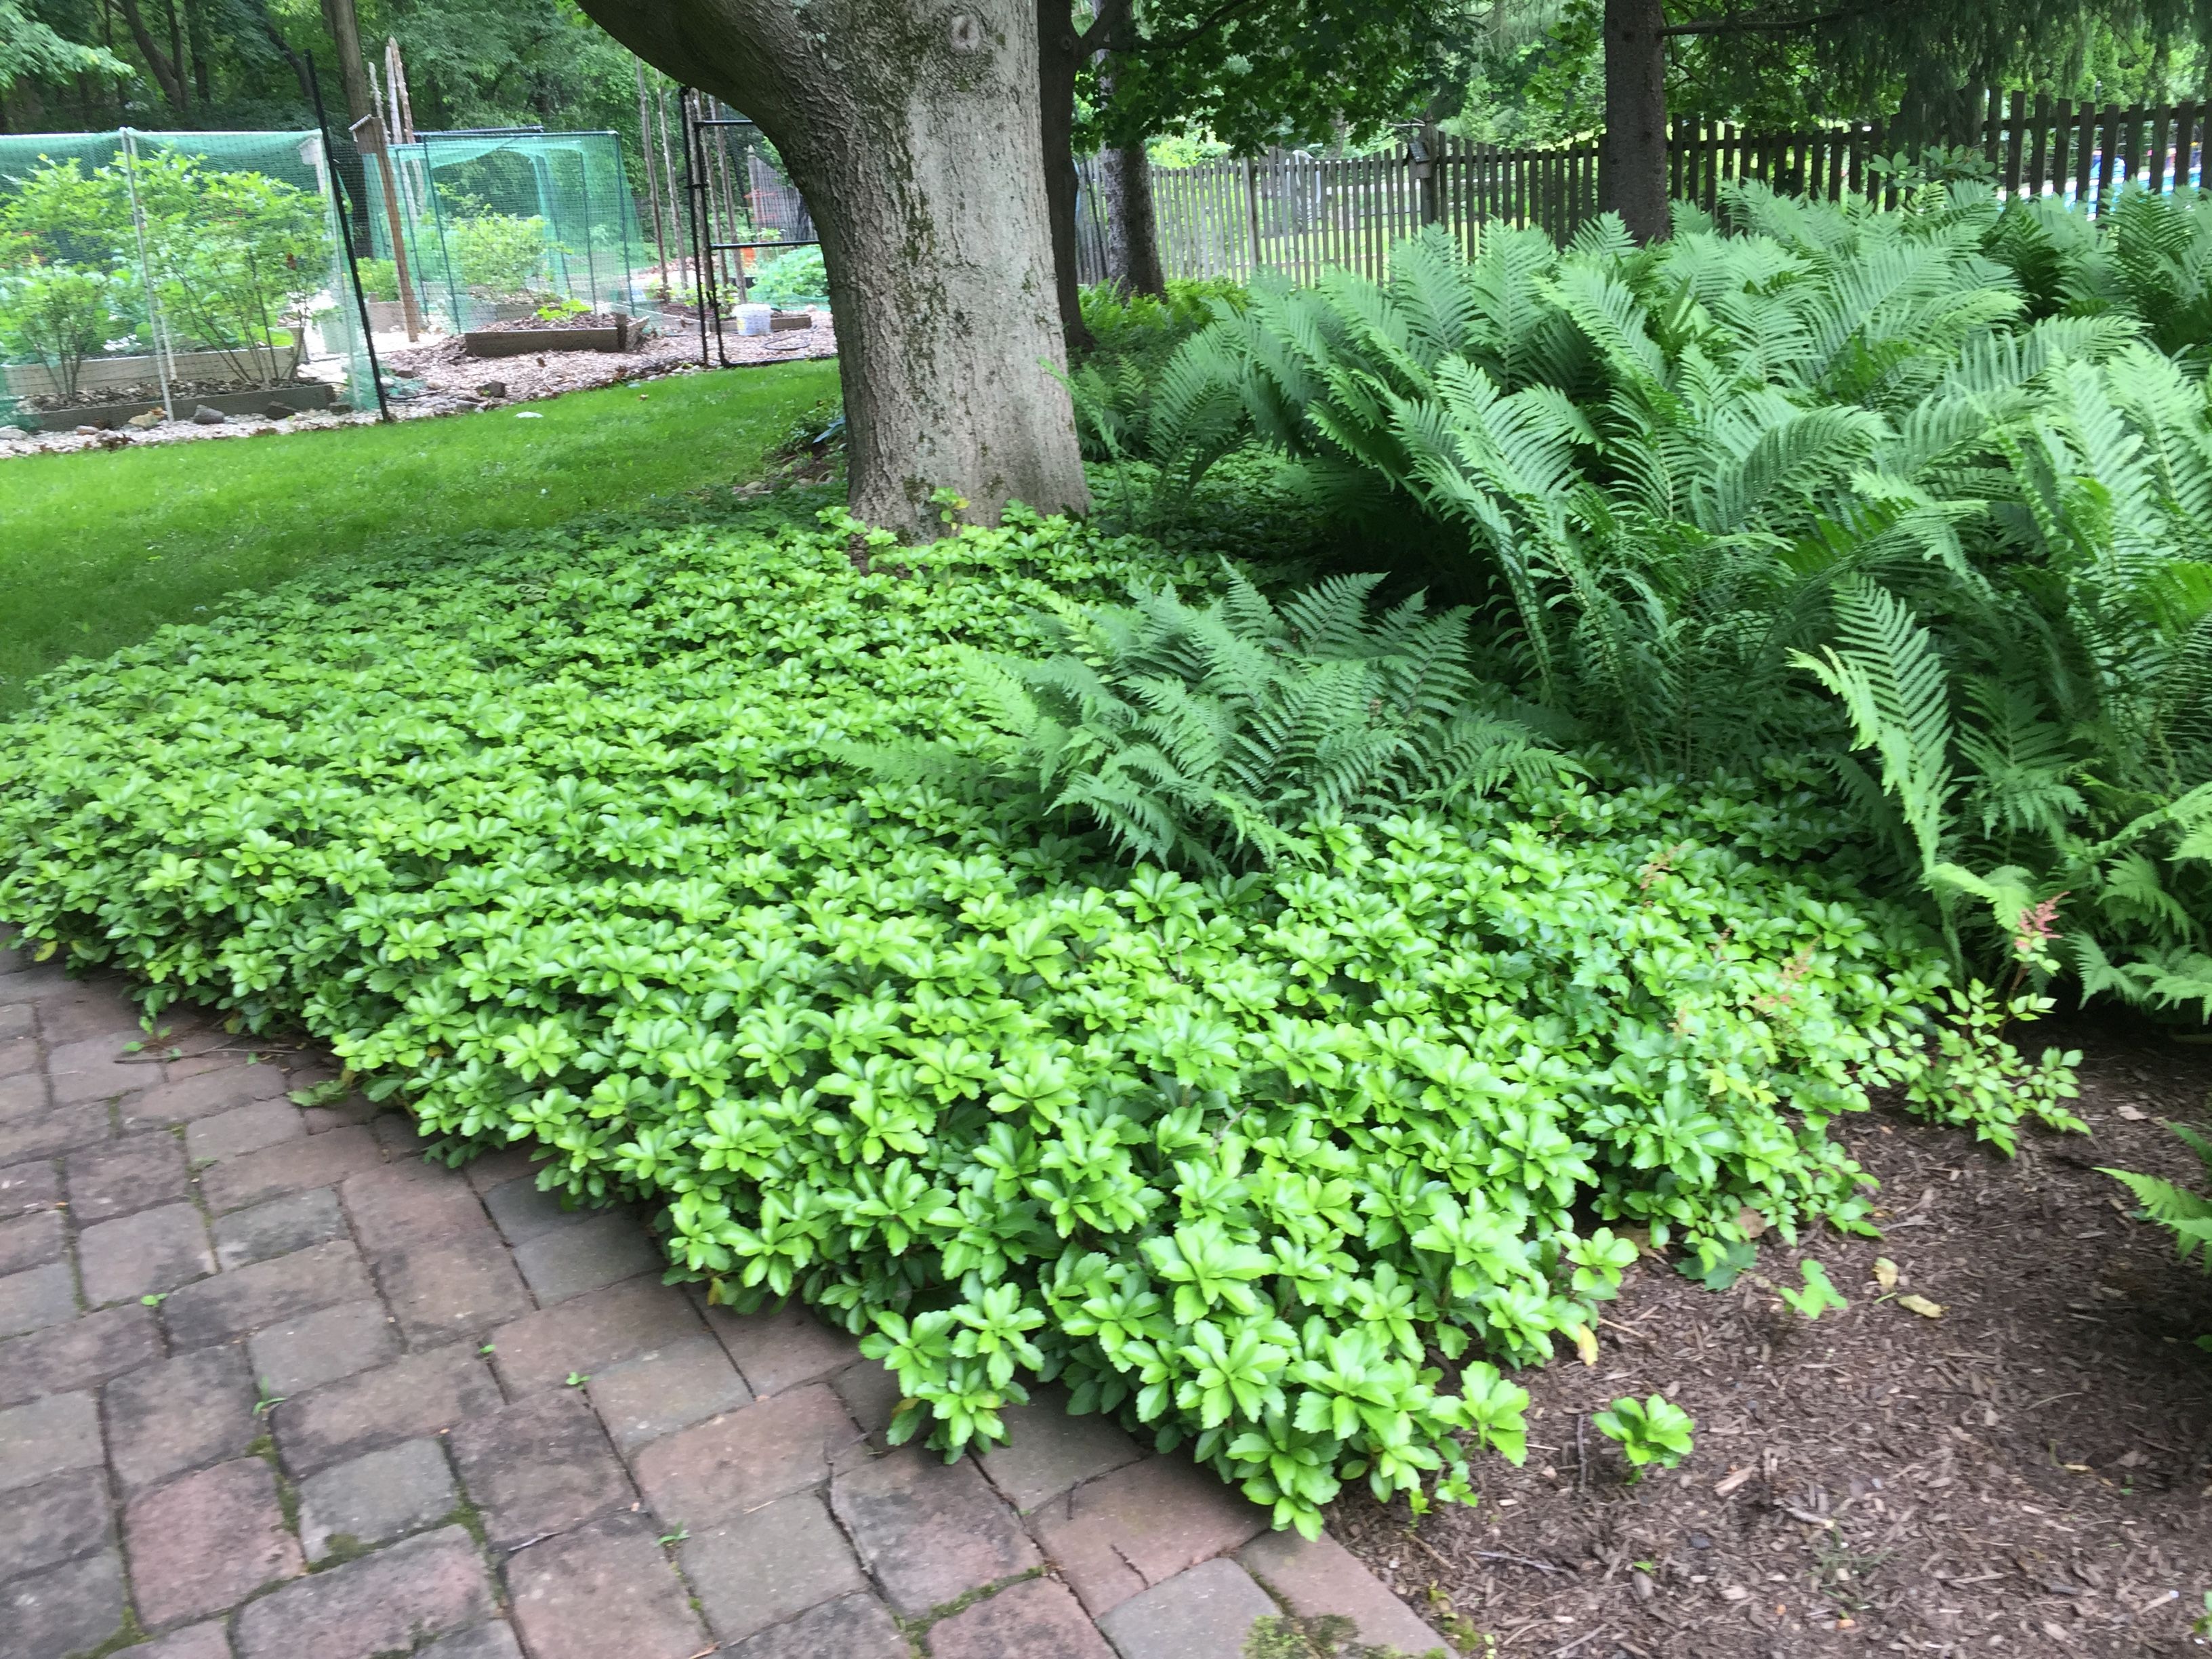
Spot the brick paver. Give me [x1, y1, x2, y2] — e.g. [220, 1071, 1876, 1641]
[0, 949, 1448, 1659]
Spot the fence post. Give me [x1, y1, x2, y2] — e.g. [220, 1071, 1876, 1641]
[1241, 154, 1261, 277]
[2004, 89, 2026, 194]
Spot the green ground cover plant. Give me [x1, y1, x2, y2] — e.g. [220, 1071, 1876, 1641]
[1102, 184, 2212, 1022]
[0, 356, 839, 710]
[0, 502, 2078, 1536]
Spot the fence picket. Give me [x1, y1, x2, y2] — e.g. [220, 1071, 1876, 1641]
[1083, 93, 2198, 292]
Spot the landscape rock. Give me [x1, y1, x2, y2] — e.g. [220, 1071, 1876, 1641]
[191, 405, 228, 425]
[0, 426, 27, 440]
[474, 382, 508, 398]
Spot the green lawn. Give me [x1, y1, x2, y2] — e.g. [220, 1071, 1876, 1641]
[0, 359, 840, 711]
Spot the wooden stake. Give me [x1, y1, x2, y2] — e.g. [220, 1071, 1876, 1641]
[350, 112, 421, 340]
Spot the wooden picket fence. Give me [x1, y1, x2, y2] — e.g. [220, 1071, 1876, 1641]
[1075, 94, 2209, 287]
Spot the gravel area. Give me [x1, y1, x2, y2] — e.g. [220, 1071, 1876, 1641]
[0, 310, 836, 462]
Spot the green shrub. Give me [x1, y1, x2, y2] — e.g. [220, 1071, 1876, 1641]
[747, 245, 827, 309]
[0, 262, 126, 401]
[1156, 200, 2212, 1021]
[447, 210, 554, 297]
[354, 258, 399, 303]
[0, 506, 2080, 1537]
[127, 151, 331, 382]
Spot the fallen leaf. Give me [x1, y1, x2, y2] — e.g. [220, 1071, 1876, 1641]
[2062, 1462, 2092, 1473]
[1872, 1257, 1899, 1290]
[1898, 1294, 1945, 1318]
[1714, 1465, 1757, 1496]
[1572, 1324, 1599, 1366]
[2116, 1104, 2148, 1121]
[1737, 1205, 1769, 1238]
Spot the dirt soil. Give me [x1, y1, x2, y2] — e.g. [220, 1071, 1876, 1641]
[464, 311, 630, 331]
[1338, 1015, 2212, 1658]
[0, 309, 836, 460]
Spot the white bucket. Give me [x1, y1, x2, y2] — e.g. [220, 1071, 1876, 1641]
[733, 304, 773, 337]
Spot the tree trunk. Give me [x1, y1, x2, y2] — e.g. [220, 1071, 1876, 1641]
[185, 0, 212, 104]
[1037, 0, 1090, 355]
[319, 0, 375, 126]
[1600, 0, 1669, 243]
[575, 0, 1089, 535]
[117, 0, 190, 115]
[163, 0, 189, 114]
[1101, 138, 1164, 297]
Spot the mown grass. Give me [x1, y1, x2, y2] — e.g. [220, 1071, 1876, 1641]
[0, 358, 840, 711]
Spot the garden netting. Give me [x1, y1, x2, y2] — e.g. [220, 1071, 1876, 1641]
[0, 128, 373, 430]
[356, 129, 647, 333]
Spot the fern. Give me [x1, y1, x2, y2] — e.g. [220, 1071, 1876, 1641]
[855, 565, 1566, 874]
[2104, 1124, 2212, 1275]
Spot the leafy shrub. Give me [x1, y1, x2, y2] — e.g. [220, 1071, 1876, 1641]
[354, 258, 400, 303]
[0, 507, 2080, 1537]
[859, 565, 1566, 872]
[0, 262, 125, 401]
[746, 244, 828, 309]
[1593, 1393, 1695, 1475]
[1157, 198, 2212, 1020]
[127, 151, 331, 383]
[446, 209, 554, 296]
[0, 157, 136, 398]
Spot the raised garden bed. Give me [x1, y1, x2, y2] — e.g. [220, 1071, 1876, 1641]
[3, 342, 303, 402]
[462, 312, 648, 357]
[22, 380, 337, 432]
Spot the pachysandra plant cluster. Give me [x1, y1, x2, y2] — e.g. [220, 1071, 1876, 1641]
[0, 506, 2083, 1535]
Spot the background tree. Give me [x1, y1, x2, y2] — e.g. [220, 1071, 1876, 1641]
[571, 0, 1087, 534]
[1572, 0, 2212, 239]
[1, 0, 130, 128]
[1036, 0, 1474, 346]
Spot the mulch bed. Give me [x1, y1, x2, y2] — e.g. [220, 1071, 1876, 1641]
[1338, 1012, 2212, 1658]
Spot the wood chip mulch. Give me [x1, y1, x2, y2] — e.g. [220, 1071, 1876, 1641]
[1338, 1014, 2212, 1658]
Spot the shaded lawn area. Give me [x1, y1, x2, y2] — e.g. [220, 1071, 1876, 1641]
[0, 358, 840, 711]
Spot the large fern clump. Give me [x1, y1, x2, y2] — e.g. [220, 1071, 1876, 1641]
[862, 565, 1565, 874]
[1987, 185, 2212, 357]
[1138, 184, 2212, 1018]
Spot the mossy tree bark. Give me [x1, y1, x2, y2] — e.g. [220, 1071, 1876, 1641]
[575, 0, 1090, 534]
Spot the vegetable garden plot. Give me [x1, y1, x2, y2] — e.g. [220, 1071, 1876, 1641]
[356, 129, 647, 335]
[0, 129, 371, 430]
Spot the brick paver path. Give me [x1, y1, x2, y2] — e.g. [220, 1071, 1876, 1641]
[0, 937, 1446, 1659]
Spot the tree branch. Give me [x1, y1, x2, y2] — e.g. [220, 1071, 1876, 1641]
[1660, 9, 1839, 33]
[115, 0, 188, 111]
[1074, 0, 1132, 54]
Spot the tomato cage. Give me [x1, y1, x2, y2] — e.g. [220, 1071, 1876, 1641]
[0, 127, 373, 432]
[354, 128, 648, 337]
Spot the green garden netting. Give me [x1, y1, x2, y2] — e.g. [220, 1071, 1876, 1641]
[0, 128, 373, 430]
[357, 129, 646, 333]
